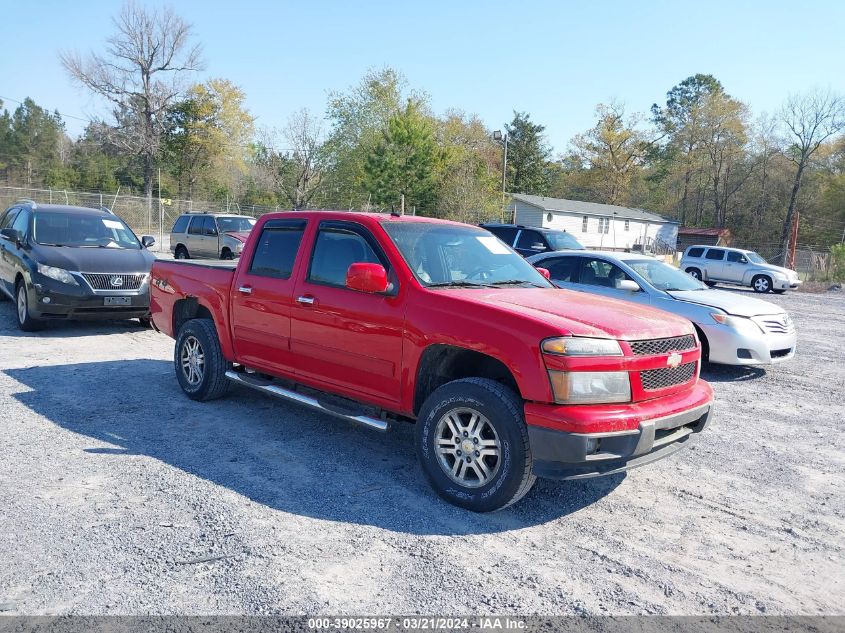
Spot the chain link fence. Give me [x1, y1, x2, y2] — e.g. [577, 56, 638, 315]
[730, 241, 835, 282]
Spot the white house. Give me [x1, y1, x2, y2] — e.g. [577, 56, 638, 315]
[507, 194, 679, 252]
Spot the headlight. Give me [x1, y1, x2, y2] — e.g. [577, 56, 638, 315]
[548, 370, 631, 404]
[233, 241, 243, 252]
[542, 337, 622, 356]
[37, 264, 78, 286]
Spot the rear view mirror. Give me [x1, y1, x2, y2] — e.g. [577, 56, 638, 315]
[141, 235, 156, 248]
[346, 262, 389, 294]
[535, 267, 551, 280]
[0, 228, 21, 244]
[617, 279, 640, 292]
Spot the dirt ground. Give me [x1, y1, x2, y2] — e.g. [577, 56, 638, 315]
[0, 289, 842, 615]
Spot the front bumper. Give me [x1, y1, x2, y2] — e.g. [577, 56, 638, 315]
[524, 381, 713, 480]
[773, 277, 801, 290]
[701, 322, 796, 365]
[27, 277, 150, 320]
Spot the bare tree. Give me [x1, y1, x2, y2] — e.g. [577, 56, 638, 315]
[60, 1, 203, 199]
[266, 109, 325, 209]
[779, 89, 844, 263]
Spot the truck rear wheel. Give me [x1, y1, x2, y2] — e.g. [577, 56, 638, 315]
[416, 378, 535, 512]
[174, 318, 230, 401]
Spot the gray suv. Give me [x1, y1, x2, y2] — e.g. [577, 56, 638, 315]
[170, 213, 256, 260]
[680, 245, 802, 294]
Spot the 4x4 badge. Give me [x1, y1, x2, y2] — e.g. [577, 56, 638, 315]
[667, 352, 682, 368]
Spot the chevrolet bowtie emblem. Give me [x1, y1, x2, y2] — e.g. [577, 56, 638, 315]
[666, 352, 682, 369]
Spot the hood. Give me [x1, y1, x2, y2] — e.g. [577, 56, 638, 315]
[668, 289, 784, 317]
[224, 231, 251, 243]
[443, 288, 694, 340]
[754, 262, 798, 278]
[31, 244, 155, 273]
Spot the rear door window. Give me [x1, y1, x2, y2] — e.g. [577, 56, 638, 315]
[188, 216, 204, 235]
[686, 247, 704, 258]
[248, 220, 307, 279]
[485, 226, 518, 245]
[705, 249, 725, 261]
[171, 215, 190, 233]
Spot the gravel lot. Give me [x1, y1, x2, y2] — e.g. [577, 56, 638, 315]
[0, 289, 843, 616]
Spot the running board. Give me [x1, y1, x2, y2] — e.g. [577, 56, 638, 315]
[224, 370, 389, 432]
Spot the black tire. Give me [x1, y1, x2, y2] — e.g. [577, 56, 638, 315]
[174, 245, 190, 260]
[15, 280, 44, 332]
[685, 267, 702, 281]
[415, 377, 535, 512]
[772, 289, 786, 295]
[752, 274, 772, 293]
[221, 248, 234, 260]
[138, 317, 152, 328]
[694, 325, 710, 364]
[174, 318, 230, 401]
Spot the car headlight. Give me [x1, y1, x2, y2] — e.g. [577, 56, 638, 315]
[233, 241, 243, 252]
[548, 370, 631, 404]
[37, 264, 78, 286]
[542, 337, 623, 356]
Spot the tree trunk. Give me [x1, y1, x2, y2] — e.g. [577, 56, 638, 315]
[780, 161, 805, 265]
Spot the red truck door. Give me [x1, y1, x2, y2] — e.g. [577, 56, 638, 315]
[230, 218, 308, 375]
[289, 220, 406, 406]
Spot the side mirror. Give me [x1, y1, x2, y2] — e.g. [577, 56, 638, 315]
[531, 243, 545, 250]
[346, 262, 389, 294]
[0, 228, 21, 244]
[141, 235, 156, 248]
[739, 257, 747, 264]
[536, 267, 551, 280]
[617, 279, 640, 292]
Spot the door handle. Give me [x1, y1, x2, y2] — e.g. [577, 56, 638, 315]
[238, 286, 252, 294]
[296, 295, 315, 305]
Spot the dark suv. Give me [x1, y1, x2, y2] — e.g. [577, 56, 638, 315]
[480, 223, 584, 257]
[0, 201, 157, 331]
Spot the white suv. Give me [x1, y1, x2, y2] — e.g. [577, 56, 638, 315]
[680, 245, 802, 294]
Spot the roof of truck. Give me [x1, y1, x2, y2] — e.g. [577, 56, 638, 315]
[259, 210, 468, 226]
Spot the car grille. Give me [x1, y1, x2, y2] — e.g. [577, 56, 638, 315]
[752, 314, 795, 335]
[640, 362, 697, 391]
[82, 273, 148, 291]
[629, 334, 696, 356]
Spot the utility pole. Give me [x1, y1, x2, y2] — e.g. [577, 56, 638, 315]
[787, 211, 800, 270]
[492, 129, 509, 212]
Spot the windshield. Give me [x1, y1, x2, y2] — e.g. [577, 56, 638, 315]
[33, 211, 140, 249]
[382, 222, 552, 288]
[545, 231, 584, 250]
[217, 216, 256, 233]
[745, 251, 767, 264]
[626, 259, 707, 291]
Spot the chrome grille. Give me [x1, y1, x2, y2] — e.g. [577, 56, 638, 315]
[629, 334, 696, 356]
[752, 314, 795, 335]
[82, 273, 148, 291]
[640, 362, 696, 391]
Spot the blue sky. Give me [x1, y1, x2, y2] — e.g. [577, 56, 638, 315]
[2, 0, 843, 153]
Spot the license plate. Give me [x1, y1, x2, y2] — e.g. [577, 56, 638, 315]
[104, 297, 132, 306]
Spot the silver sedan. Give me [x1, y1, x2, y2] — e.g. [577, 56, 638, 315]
[527, 250, 797, 366]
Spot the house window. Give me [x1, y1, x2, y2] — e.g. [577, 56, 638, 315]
[624, 220, 630, 232]
[582, 216, 588, 232]
[598, 217, 609, 234]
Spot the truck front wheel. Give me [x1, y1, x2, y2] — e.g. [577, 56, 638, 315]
[174, 318, 230, 401]
[416, 378, 535, 512]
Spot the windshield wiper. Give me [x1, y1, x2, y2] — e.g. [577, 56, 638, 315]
[489, 279, 547, 288]
[427, 280, 492, 288]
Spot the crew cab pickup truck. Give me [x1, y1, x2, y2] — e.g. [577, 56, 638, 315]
[150, 212, 714, 511]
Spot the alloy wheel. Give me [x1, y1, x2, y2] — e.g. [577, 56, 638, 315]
[17, 286, 27, 324]
[434, 407, 501, 488]
[180, 335, 205, 386]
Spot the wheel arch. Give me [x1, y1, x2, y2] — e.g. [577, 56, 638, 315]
[413, 344, 521, 416]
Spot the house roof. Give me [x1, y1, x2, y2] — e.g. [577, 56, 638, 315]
[510, 194, 675, 223]
[678, 227, 731, 237]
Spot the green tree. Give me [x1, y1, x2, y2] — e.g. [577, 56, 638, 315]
[504, 111, 551, 195]
[363, 100, 442, 212]
[0, 98, 67, 186]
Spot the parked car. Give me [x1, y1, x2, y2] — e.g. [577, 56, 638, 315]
[0, 201, 156, 331]
[170, 212, 256, 260]
[680, 245, 802, 293]
[150, 211, 713, 512]
[527, 250, 797, 366]
[480, 223, 584, 257]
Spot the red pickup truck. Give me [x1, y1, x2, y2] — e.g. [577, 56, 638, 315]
[150, 211, 713, 511]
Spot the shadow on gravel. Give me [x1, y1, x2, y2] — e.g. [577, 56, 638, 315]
[701, 364, 767, 382]
[0, 311, 147, 338]
[6, 359, 623, 535]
